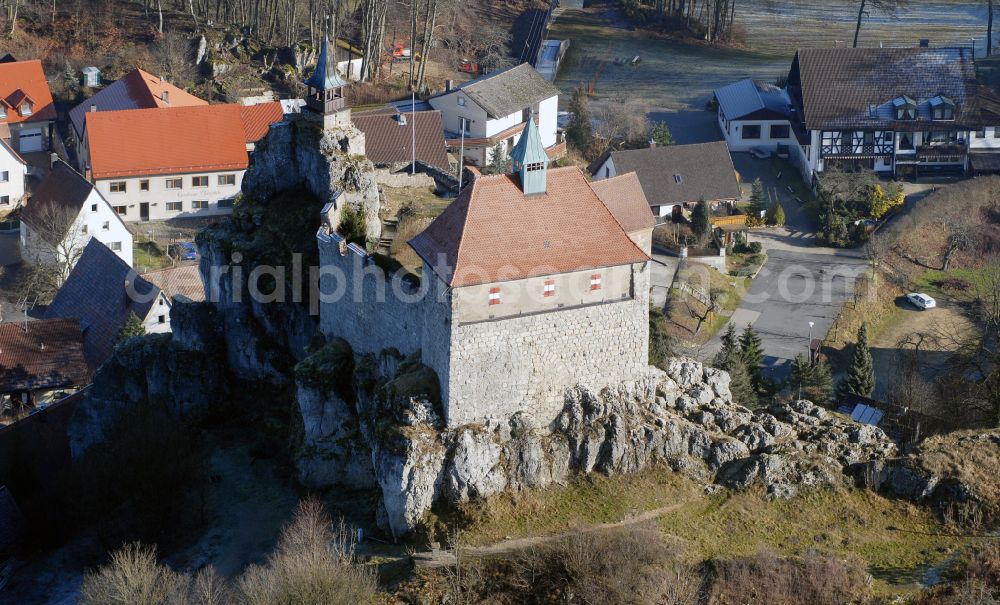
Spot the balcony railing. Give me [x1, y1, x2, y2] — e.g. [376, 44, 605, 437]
[917, 141, 967, 158]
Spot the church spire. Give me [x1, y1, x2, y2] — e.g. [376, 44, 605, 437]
[305, 17, 348, 91]
[510, 110, 549, 195]
[303, 15, 350, 126]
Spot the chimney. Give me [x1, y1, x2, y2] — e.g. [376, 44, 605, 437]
[445, 79, 454, 92]
[397, 113, 407, 126]
[89, 103, 96, 112]
[920, 39, 930, 48]
[162, 90, 170, 104]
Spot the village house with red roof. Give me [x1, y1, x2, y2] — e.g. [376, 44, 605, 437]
[0, 59, 56, 155]
[81, 102, 284, 221]
[69, 68, 209, 172]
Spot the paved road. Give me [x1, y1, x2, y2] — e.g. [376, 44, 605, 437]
[702, 229, 867, 381]
[650, 251, 680, 310]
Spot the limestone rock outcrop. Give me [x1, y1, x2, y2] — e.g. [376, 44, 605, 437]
[242, 116, 381, 243]
[293, 350, 900, 538]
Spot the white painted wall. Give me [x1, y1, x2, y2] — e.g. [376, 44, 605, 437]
[969, 127, 1000, 150]
[142, 293, 173, 334]
[431, 89, 560, 166]
[21, 186, 133, 269]
[94, 170, 245, 221]
[0, 144, 26, 209]
[720, 114, 795, 152]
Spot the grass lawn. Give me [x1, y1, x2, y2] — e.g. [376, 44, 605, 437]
[447, 467, 972, 597]
[382, 185, 455, 274]
[726, 252, 767, 277]
[665, 263, 748, 345]
[133, 239, 173, 273]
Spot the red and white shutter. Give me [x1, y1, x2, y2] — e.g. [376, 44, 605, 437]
[488, 287, 501, 305]
[543, 279, 556, 297]
[590, 274, 602, 291]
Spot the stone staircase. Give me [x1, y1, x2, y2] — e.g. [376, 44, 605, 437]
[377, 217, 399, 255]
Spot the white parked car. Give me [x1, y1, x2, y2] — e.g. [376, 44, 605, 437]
[906, 293, 936, 310]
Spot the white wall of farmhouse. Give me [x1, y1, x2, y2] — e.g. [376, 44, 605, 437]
[0, 147, 26, 210]
[94, 169, 245, 221]
[21, 187, 134, 268]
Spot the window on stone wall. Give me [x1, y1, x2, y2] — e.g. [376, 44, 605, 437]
[770, 124, 790, 139]
[591, 274, 602, 291]
[543, 279, 555, 297]
[488, 287, 501, 305]
[742, 125, 761, 140]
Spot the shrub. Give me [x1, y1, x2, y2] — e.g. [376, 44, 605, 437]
[438, 524, 700, 604]
[79, 543, 189, 605]
[707, 548, 870, 605]
[767, 202, 786, 226]
[734, 241, 762, 255]
[237, 498, 379, 605]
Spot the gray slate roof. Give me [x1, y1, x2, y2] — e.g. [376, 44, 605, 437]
[437, 63, 559, 119]
[45, 239, 163, 370]
[599, 142, 741, 207]
[714, 78, 792, 121]
[22, 161, 128, 246]
[789, 47, 979, 131]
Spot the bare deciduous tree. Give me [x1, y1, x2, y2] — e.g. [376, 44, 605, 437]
[853, 0, 908, 48]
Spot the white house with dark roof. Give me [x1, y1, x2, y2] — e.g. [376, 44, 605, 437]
[20, 160, 133, 276]
[317, 117, 651, 429]
[45, 239, 169, 370]
[428, 63, 562, 166]
[717, 46, 1000, 182]
[590, 141, 742, 220]
[714, 78, 796, 152]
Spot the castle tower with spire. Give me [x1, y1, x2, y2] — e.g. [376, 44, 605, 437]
[509, 111, 550, 196]
[304, 20, 353, 130]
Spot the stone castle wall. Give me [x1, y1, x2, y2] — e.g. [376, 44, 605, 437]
[317, 229, 651, 430]
[444, 262, 651, 427]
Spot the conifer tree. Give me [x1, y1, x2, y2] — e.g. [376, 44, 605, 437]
[117, 312, 146, 345]
[715, 323, 757, 408]
[840, 323, 875, 398]
[809, 358, 834, 405]
[691, 200, 710, 241]
[739, 322, 765, 390]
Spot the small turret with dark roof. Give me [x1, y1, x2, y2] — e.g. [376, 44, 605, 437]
[304, 18, 351, 128]
[510, 111, 549, 195]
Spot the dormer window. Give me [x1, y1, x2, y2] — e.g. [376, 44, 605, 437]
[930, 95, 955, 121]
[0, 105, 6, 120]
[893, 96, 917, 120]
[19, 101, 32, 117]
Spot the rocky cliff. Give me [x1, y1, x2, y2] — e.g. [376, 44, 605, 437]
[293, 341, 899, 538]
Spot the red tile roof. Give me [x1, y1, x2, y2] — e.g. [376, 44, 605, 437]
[0, 60, 56, 124]
[142, 265, 205, 302]
[408, 167, 649, 287]
[589, 172, 656, 235]
[86, 104, 270, 179]
[69, 67, 208, 136]
[239, 101, 285, 143]
[0, 318, 90, 393]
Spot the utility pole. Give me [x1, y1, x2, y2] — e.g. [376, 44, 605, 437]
[411, 91, 416, 176]
[457, 128, 465, 190]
